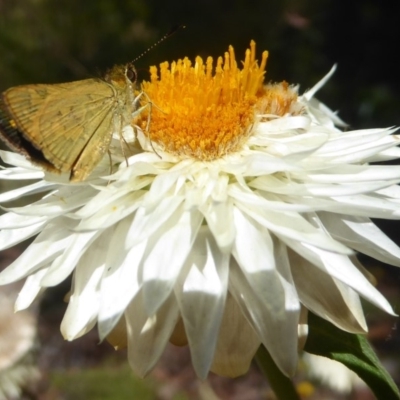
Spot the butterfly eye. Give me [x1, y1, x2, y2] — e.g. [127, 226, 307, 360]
[126, 66, 137, 82]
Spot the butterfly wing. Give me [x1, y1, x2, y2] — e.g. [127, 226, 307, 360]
[0, 79, 118, 179]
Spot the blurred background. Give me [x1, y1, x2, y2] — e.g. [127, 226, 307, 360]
[0, 0, 399, 399]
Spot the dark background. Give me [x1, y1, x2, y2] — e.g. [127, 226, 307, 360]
[0, 0, 399, 130]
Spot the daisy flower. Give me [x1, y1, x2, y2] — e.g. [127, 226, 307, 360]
[0, 41, 399, 380]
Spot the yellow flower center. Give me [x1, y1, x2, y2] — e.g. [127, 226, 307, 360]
[136, 41, 297, 160]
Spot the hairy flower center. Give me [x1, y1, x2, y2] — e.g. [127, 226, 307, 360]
[136, 41, 297, 160]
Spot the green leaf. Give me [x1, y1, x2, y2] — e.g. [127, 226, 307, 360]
[255, 345, 301, 400]
[304, 312, 400, 400]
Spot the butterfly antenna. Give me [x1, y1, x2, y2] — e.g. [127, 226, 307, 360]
[132, 25, 185, 63]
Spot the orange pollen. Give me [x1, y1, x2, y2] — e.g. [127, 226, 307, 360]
[136, 40, 298, 160]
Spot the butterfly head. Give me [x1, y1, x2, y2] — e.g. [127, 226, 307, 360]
[105, 62, 137, 89]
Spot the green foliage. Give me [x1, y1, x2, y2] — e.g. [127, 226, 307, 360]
[49, 362, 188, 400]
[255, 345, 301, 400]
[304, 312, 400, 400]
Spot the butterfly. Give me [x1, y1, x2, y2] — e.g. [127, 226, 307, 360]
[0, 62, 139, 182]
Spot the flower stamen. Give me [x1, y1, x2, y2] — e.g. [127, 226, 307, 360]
[137, 41, 298, 160]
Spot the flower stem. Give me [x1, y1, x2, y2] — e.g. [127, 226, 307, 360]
[255, 345, 300, 400]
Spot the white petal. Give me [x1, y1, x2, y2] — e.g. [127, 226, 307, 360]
[142, 207, 203, 316]
[201, 200, 235, 252]
[0, 167, 43, 180]
[0, 224, 72, 284]
[76, 191, 143, 230]
[175, 227, 229, 378]
[232, 215, 301, 376]
[289, 251, 367, 332]
[371, 146, 400, 162]
[40, 230, 100, 287]
[314, 128, 396, 157]
[145, 163, 191, 204]
[273, 238, 302, 314]
[0, 181, 53, 202]
[125, 291, 180, 377]
[250, 173, 398, 198]
[269, 133, 329, 161]
[210, 171, 229, 202]
[237, 201, 351, 254]
[377, 184, 400, 198]
[0, 220, 46, 250]
[298, 306, 309, 351]
[222, 152, 300, 176]
[74, 180, 148, 219]
[232, 213, 301, 374]
[0, 211, 47, 229]
[331, 194, 400, 218]
[319, 213, 400, 266]
[303, 65, 337, 101]
[306, 101, 343, 128]
[321, 138, 400, 164]
[15, 268, 49, 311]
[284, 238, 395, 315]
[61, 234, 108, 340]
[211, 294, 260, 377]
[307, 165, 400, 183]
[125, 195, 185, 248]
[5, 187, 96, 217]
[232, 207, 275, 274]
[98, 218, 145, 341]
[229, 258, 299, 377]
[256, 115, 311, 134]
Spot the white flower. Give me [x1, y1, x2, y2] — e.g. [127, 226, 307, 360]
[302, 352, 366, 394]
[0, 290, 39, 400]
[1, 41, 399, 380]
